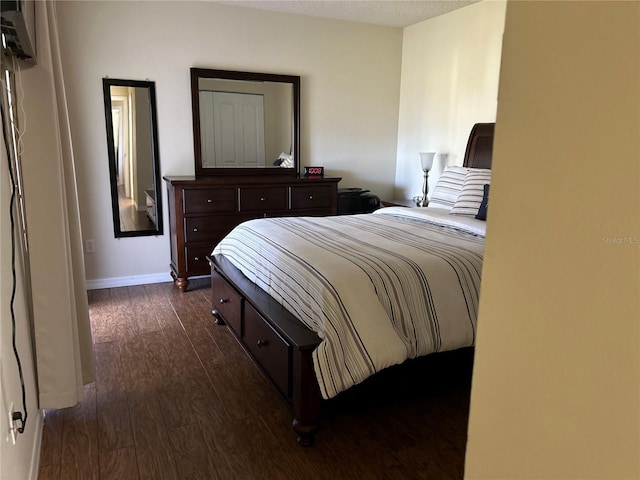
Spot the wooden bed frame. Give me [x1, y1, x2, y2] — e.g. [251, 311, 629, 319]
[208, 122, 495, 445]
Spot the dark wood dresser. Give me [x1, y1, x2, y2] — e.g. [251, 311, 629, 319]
[163, 175, 341, 291]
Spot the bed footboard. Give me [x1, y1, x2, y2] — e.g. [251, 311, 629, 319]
[208, 254, 323, 446]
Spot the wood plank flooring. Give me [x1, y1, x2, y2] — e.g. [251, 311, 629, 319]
[38, 278, 474, 479]
[118, 184, 155, 232]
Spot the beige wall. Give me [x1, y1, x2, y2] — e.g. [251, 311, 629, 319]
[465, 1, 640, 478]
[395, 1, 506, 200]
[55, 0, 402, 284]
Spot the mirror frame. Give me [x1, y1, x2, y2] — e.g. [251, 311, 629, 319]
[190, 68, 300, 177]
[102, 78, 163, 238]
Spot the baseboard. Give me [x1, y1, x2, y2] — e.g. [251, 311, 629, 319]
[28, 410, 44, 480]
[86, 272, 173, 290]
[85, 273, 211, 290]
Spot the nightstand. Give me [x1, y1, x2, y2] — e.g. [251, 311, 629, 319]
[381, 199, 418, 208]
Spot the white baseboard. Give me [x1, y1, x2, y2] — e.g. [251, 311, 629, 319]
[86, 272, 174, 290]
[29, 410, 44, 480]
[85, 273, 211, 290]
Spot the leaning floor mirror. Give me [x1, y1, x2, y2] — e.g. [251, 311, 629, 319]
[102, 78, 163, 237]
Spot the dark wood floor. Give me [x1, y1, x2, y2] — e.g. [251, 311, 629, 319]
[37, 278, 474, 479]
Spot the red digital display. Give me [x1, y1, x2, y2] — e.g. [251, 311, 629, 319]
[304, 166, 324, 177]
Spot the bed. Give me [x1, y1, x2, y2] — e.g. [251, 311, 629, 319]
[208, 122, 495, 445]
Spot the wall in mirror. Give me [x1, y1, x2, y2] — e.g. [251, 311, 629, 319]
[102, 78, 163, 237]
[191, 68, 300, 176]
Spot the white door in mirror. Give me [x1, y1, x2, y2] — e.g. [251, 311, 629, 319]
[200, 91, 266, 168]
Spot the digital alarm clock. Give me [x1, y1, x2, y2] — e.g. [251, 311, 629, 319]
[303, 166, 325, 177]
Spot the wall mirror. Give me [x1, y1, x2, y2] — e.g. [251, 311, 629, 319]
[191, 68, 300, 177]
[102, 78, 163, 237]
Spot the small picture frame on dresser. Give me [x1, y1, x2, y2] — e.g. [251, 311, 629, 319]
[303, 166, 325, 178]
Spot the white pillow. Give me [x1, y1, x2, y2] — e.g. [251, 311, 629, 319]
[428, 166, 469, 210]
[277, 152, 294, 168]
[450, 169, 492, 216]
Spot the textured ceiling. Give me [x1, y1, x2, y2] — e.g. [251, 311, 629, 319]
[217, 0, 479, 28]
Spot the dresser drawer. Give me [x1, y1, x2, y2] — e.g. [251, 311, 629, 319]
[185, 245, 212, 275]
[183, 188, 237, 214]
[211, 270, 242, 336]
[290, 185, 332, 210]
[184, 216, 238, 243]
[239, 186, 287, 212]
[244, 303, 291, 397]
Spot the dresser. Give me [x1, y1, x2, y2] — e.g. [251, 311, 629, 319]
[163, 175, 341, 291]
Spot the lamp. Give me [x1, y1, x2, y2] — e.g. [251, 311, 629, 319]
[419, 152, 436, 207]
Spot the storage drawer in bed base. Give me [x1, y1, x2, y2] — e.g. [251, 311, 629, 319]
[208, 254, 322, 446]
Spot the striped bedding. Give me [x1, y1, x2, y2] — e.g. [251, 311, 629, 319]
[212, 207, 485, 399]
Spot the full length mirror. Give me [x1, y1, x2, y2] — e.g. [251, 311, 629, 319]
[191, 68, 300, 176]
[103, 78, 163, 237]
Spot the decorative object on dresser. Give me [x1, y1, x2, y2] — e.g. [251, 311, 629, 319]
[208, 123, 495, 446]
[418, 151, 435, 207]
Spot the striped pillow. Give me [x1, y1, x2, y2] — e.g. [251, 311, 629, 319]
[450, 169, 492, 216]
[428, 166, 468, 210]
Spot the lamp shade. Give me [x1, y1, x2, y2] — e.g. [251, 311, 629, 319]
[434, 153, 448, 173]
[419, 152, 436, 172]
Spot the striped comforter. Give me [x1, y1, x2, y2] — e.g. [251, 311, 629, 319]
[212, 207, 485, 399]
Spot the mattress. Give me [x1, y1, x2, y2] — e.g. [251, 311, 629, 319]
[212, 207, 485, 398]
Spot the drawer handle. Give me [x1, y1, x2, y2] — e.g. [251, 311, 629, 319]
[256, 339, 269, 348]
[207, 199, 212, 203]
[194, 256, 199, 261]
[309, 195, 314, 200]
[260, 197, 266, 201]
[219, 298, 230, 304]
[193, 227, 198, 232]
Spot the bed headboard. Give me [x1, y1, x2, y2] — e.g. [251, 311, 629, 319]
[463, 123, 495, 169]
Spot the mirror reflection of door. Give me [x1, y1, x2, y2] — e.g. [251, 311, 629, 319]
[199, 91, 266, 168]
[103, 79, 163, 238]
[196, 73, 296, 172]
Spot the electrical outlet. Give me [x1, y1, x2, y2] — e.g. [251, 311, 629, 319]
[8, 403, 16, 445]
[84, 239, 95, 253]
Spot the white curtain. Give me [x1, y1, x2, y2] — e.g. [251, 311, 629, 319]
[19, 1, 94, 408]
